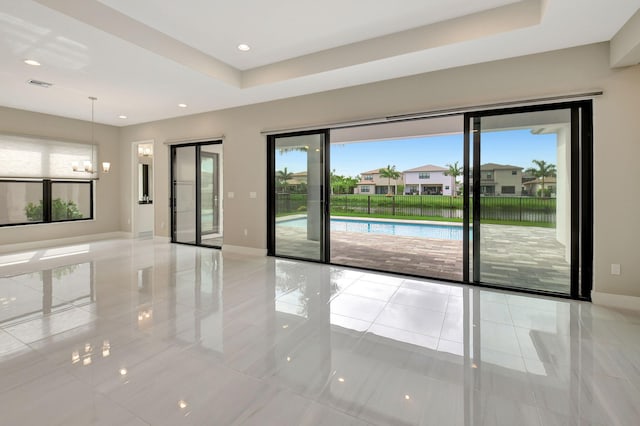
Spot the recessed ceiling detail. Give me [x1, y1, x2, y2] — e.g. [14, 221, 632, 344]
[1, 0, 639, 125]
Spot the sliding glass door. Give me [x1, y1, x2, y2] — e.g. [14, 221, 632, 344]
[267, 130, 329, 262]
[465, 102, 592, 298]
[266, 102, 592, 299]
[171, 142, 223, 248]
[328, 115, 465, 281]
[200, 145, 223, 247]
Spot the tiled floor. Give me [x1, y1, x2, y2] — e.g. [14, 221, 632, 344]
[1, 238, 639, 425]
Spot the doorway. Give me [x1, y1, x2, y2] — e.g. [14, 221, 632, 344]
[132, 141, 154, 238]
[465, 102, 592, 298]
[267, 101, 592, 299]
[171, 141, 223, 248]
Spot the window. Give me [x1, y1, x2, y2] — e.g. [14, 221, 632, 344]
[0, 181, 43, 225]
[480, 185, 495, 194]
[419, 172, 430, 179]
[361, 186, 370, 193]
[0, 133, 97, 227]
[51, 182, 92, 221]
[363, 175, 373, 181]
[502, 186, 516, 194]
[0, 180, 93, 226]
[0, 134, 98, 180]
[486, 172, 492, 179]
[445, 186, 450, 190]
[511, 170, 518, 175]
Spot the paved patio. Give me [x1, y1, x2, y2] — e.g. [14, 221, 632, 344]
[276, 217, 571, 294]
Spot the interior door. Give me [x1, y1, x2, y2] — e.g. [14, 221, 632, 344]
[267, 130, 329, 262]
[465, 102, 592, 298]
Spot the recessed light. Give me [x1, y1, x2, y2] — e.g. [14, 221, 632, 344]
[118, 115, 128, 119]
[24, 59, 41, 66]
[237, 43, 250, 52]
[178, 103, 187, 108]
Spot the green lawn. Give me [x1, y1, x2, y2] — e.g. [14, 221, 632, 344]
[275, 193, 557, 227]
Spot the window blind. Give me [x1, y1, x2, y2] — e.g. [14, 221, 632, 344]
[0, 134, 98, 180]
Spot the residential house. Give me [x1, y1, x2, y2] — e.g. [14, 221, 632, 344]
[403, 164, 455, 195]
[355, 168, 403, 195]
[473, 163, 524, 196]
[523, 176, 557, 197]
[286, 171, 307, 193]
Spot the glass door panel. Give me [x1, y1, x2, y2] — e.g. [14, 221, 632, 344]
[201, 144, 223, 247]
[470, 108, 573, 295]
[171, 142, 223, 247]
[269, 131, 327, 261]
[173, 145, 197, 244]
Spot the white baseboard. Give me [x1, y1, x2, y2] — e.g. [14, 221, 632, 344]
[592, 291, 640, 311]
[0, 231, 131, 254]
[222, 245, 267, 256]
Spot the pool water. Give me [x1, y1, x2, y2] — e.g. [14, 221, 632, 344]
[279, 218, 466, 240]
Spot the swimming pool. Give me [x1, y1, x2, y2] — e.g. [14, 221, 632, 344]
[279, 217, 466, 240]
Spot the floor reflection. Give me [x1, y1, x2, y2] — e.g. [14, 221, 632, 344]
[0, 239, 638, 425]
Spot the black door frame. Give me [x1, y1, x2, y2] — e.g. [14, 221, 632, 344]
[267, 129, 330, 262]
[266, 101, 593, 300]
[170, 140, 223, 249]
[464, 100, 593, 300]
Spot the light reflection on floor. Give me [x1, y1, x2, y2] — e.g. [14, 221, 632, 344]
[0, 238, 638, 425]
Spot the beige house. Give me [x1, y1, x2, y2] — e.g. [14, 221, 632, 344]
[474, 163, 524, 196]
[355, 168, 403, 195]
[523, 176, 557, 197]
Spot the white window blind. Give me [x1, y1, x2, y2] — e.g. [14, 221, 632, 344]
[0, 134, 98, 180]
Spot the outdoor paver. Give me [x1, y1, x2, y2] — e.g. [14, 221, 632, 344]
[276, 218, 571, 294]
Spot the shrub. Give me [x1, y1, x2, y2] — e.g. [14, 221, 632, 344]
[25, 198, 84, 221]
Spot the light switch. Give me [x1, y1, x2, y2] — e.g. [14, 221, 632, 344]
[228, 192, 234, 199]
[249, 192, 257, 199]
[611, 264, 621, 275]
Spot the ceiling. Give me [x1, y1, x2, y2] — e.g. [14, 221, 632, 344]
[0, 0, 638, 126]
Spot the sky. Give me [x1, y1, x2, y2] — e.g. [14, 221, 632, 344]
[275, 129, 558, 178]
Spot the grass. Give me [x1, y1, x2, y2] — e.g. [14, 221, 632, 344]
[277, 194, 557, 227]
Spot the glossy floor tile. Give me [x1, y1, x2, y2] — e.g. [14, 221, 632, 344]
[0, 238, 639, 425]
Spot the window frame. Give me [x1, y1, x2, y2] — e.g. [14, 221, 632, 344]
[0, 179, 93, 227]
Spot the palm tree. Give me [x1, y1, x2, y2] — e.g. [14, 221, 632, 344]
[525, 160, 556, 197]
[277, 167, 293, 192]
[379, 164, 400, 195]
[446, 161, 462, 197]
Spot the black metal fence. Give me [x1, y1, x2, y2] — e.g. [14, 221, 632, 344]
[277, 194, 556, 224]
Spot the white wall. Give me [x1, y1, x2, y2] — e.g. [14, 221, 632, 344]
[404, 172, 454, 195]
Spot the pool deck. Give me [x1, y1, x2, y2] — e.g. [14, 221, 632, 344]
[276, 216, 570, 294]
